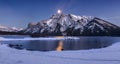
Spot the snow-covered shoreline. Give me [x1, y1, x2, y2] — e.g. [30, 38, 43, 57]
[0, 37, 80, 41]
[0, 42, 120, 64]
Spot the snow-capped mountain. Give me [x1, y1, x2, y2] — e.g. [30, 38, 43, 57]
[0, 25, 23, 32]
[0, 25, 23, 35]
[23, 13, 120, 37]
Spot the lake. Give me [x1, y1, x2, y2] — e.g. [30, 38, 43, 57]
[0, 35, 120, 51]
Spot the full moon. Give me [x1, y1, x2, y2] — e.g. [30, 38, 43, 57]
[57, 9, 61, 14]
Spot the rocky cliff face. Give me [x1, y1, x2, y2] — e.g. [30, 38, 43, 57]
[22, 13, 120, 37]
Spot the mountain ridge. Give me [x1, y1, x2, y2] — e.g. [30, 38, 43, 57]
[0, 13, 120, 37]
[22, 13, 120, 37]
[0, 24, 23, 35]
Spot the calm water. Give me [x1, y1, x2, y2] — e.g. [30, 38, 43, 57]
[0, 35, 120, 51]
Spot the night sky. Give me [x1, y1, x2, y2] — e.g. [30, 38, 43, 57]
[0, 0, 120, 28]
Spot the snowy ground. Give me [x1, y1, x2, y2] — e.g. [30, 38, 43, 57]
[0, 42, 120, 64]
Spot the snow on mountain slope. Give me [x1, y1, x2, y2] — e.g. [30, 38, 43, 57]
[23, 13, 120, 37]
[0, 24, 23, 32]
[0, 42, 120, 64]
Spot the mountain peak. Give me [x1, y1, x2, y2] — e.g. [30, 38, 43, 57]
[50, 13, 94, 22]
[23, 13, 120, 37]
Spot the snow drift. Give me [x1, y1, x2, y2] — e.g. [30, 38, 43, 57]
[0, 42, 120, 64]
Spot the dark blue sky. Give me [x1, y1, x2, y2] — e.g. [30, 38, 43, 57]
[0, 0, 120, 28]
